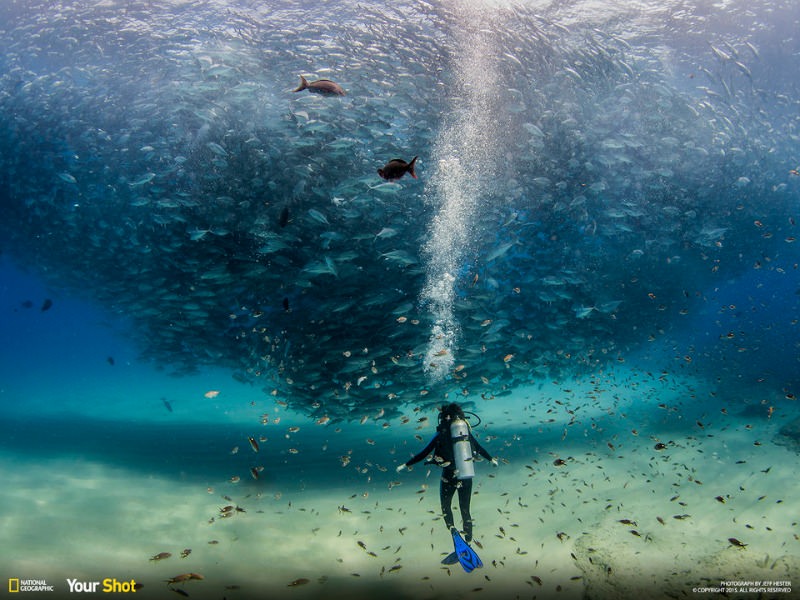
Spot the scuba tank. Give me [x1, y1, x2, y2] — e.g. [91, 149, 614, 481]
[450, 417, 475, 479]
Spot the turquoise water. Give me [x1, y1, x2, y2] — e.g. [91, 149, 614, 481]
[1, 0, 799, 598]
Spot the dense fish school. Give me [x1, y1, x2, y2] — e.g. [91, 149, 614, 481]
[1, 0, 798, 421]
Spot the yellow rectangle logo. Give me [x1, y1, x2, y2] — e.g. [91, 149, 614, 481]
[9, 578, 20, 593]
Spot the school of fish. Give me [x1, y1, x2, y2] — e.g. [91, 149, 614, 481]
[0, 0, 797, 421]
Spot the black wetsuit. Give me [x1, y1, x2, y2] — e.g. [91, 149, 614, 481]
[403, 425, 492, 542]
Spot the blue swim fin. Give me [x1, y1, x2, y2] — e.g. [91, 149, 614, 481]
[451, 529, 483, 573]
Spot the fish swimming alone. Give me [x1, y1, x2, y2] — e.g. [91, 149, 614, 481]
[292, 75, 345, 96]
[377, 157, 418, 180]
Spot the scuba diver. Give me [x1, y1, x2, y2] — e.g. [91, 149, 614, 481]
[396, 402, 497, 552]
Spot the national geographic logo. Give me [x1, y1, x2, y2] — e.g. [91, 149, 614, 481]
[8, 578, 54, 592]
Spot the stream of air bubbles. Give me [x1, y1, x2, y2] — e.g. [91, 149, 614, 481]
[421, 2, 501, 383]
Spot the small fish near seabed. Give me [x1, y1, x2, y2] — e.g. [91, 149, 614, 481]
[377, 157, 418, 181]
[292, 75, 345, 96]
[149, 552, 172, 561]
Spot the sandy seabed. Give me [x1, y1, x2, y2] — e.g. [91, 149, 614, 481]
[1, 365, 799, 600]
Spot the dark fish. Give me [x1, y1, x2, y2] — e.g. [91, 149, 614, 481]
[653, 442, 667, 451]
[40, 298, 53, 311]
[282, 297, 290, 312]
[248, 436, 259, 452]
[107, 356, 115, 366]
[292, 75, 345, 96]
[162, 398, 173, 413]
[279, 206, 290, 228]
[287, 578, 310, 587]
[377, 157, 418, 180]
[21, 300, 33, 308]
[150, 552, 172, 561]
[728, 537, 747, 548]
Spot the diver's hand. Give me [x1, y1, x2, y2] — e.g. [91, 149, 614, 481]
[395, 463, 407, 473]
[490, 458, 499, 467]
